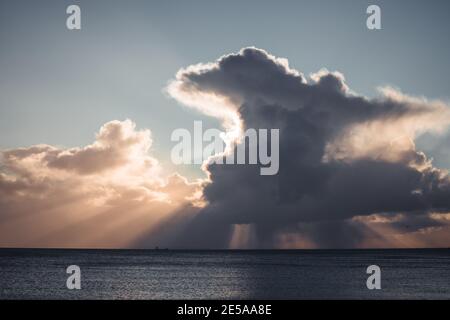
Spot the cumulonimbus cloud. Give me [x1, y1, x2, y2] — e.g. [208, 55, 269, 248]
[165, 47, 450, 249]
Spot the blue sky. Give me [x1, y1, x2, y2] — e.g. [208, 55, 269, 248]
[1, 0, 450, 178]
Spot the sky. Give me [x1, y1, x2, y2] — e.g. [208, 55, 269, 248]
[0, 0, 450, 248]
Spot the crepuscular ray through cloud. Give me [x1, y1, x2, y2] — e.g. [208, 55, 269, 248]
[0, 120, 202, 248]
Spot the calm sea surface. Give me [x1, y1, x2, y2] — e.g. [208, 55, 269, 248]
[0, 249, 448, 299]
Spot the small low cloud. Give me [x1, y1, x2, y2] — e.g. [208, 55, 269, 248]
[0, 120, 202, 248]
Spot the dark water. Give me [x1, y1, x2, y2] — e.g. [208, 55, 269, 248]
[0, 249, 449, 299]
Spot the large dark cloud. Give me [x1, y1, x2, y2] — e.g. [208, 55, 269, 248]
[166, 47, 450, 248]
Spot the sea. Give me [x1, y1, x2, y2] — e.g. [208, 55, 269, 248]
[0, 248, 449, 299]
